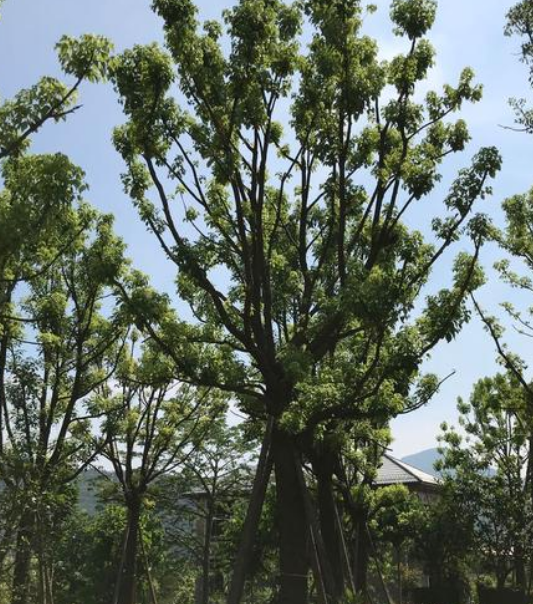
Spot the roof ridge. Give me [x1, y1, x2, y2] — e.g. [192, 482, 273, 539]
[382, 453, 438, 484]
[383, 453, 423, 483]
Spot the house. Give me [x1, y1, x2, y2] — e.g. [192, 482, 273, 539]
[375, 453, 440, 502]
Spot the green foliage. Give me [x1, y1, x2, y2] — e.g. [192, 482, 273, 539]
[0, 1, 512, 601]
[53, 505, 168, 604]
[56, 34, 113, 82]
[218, 482, 279, 604]
[0, 33, 112, 159]
[412, 481, 476, 596]
[438, 372, 533, 590]
[390, 0, 437, 40]
[111, 0, 501, 458]
[95, 339, 227, 498]
[506, 1, 533, 71]
[506, 1, 533, 132]
[371, 484, 423, 549]
[0, 172, 129, 601]
[157, 419, 267, 603]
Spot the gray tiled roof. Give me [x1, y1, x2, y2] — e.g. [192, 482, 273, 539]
[375, 454, 439, 487]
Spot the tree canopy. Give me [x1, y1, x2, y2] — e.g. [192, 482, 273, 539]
[4, 1, 533, 604]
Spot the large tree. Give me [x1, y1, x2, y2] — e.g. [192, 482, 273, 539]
[0, 31, 112, 303]
[0, 31, 115, 599]
[0, 205, 127, 604]
[0, 20, 115, 603]
[475, 1, 533, 378]
[111, 1, 500, 601]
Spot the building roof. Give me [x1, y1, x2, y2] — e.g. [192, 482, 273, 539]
[375, 453, 440, 488]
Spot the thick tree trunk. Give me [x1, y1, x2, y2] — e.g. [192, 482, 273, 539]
[227, 418, 274, 604]
[353, 520, 369, 595]
[12, 509, 34, 604]
[116, 499, 141, 604]
[273, 426, 309, 604]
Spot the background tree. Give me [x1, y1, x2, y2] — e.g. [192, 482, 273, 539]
[0, 32, 112, 309]
[0, 28, 114, 604]
[505, 0, 533, 133]
[93, 340, 224, 604]
[292, 337, 451, 600]
[111, 1, 500, 601]
[52, 504, 169, 604]
[474, 1, 533, 395]
[411, 480, 476, 602]
[158, 418, 253, 604]
[438, 372, 533, 593]
[0, 32, 113, 500]
[0, 205, 127, 604]
[371, 484, 424, 604]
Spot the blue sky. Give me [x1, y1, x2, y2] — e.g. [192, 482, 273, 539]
[1, 0, 532, 457]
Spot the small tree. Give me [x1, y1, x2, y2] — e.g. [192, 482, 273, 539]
[412, 480, 476, 600]
[94, 340, 224, 604]
[53, 504, 169, 604]
[159, 419, 252, 604]
[371, 485, 424, 604]
[439, 372, 533, 592]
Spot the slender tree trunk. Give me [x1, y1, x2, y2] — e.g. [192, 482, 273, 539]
[334, 502, 356, 594]
[36, 512, 54, 604]
[516, 549, 526, 592]
[46, 564, 55, 604]
[113, 517, 130, 604]
[296, 457, 337, 603]
[201, 501, 214, 604]
[273, 426, 309, 604]
[12, 509, 34, 604]
[315, 462, 345, 601]
[38, 552, 46, 604]
[226, 417, 274, 604]
[367, 526, 393, 604]
[116, 499, 141, 604]
[526, 435, 533, 596]
[140, 526, 158, 604]
[37, 554, 54, 604]
[397, 547, 402, 604]
[308, 523, 329, 604]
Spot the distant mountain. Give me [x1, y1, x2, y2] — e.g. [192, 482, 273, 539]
[401, 447, 497, 479]
[78, 468, 107, 515]
[401, 448, 441, 477]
